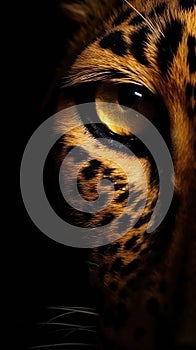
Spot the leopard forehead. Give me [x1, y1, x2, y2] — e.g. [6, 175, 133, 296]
[66, 0, 195, 99]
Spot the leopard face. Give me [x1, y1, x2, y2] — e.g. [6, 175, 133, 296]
[50, 1, 196, 349]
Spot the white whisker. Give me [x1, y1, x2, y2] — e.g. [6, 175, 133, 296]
[46, 311, 76, 323]
[151, 8, 165, 37]
[39, 322, 96, 330]
[31, 343, 97, 349]
[123, 0, 160, 35]
[48, 306, 98, 317]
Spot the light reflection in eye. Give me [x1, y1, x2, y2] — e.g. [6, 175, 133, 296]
[134, 92, 142, 98]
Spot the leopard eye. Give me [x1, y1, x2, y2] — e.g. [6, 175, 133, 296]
[95, 83, 159, 137]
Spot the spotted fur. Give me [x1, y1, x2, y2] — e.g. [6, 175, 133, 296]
[53, 0, 196, 349]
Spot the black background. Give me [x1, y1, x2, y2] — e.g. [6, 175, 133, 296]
[16, 1, 94, 348]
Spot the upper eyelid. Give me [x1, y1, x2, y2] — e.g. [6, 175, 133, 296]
[63, 63, 146, 87]
[63, 74, 157, 96]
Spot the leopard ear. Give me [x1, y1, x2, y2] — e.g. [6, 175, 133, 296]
[60, 0, 118, 57]
[61, 0, 116, 26]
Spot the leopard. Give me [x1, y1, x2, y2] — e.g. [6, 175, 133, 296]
[44, 0, 196, 349]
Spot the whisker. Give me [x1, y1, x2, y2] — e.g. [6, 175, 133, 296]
[123, 0, 159, 35]
[43, 327, 82, 340]
[151, 8, 165, 37]
[48, 306, 97, 311]
[39, 322, 96, 330]
[46, 311, 76, 323]
[86, 261, 99, 268]
[61, 328, 96, 341]
[47, 327, 75, 335]
[31, 343, 97, 349]
[48, 306, 98, 317]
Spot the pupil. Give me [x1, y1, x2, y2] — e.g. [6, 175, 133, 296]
[118, 84, 143, 110]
